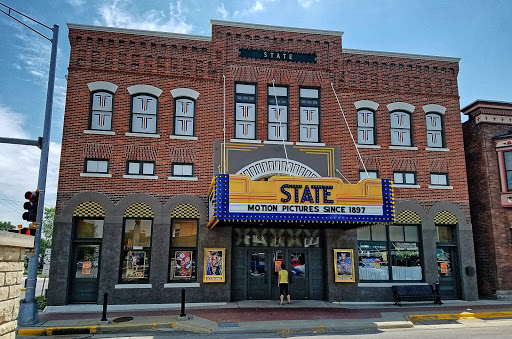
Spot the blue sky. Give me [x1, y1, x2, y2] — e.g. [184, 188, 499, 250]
[0, 0, 511, 225]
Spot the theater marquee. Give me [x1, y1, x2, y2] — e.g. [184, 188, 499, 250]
[207, 174, 394, 228]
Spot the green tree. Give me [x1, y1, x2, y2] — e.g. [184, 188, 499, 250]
[0, 221, 16, 231]
[39, 207, 55, 264]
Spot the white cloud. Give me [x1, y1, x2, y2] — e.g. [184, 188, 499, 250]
[298, 0, 320, 8]
[66, 0, 87, 8]
[0, 104, 61, 225]
[233, 0, 270, 18]
[251, 1, 265, 13]
[95, 0, 193, 33]
[217, 3, 228, 20]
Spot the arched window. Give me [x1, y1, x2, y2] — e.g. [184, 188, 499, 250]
[388, 102, 415, 147]
[121, 203, 155, 283]
[88, 81, 118, 131]
[128, 85, 162, 135]
[423, 104, 447, 148]
[171, 88, 200, 137]
[355, 100, 379, 145]
[174, 97, 196, 136]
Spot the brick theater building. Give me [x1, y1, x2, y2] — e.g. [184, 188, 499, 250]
[48, 20, 478, 305]
[462, 100, 512, 299]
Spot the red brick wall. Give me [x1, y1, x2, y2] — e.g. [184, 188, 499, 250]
[57, 23, 470, 220]
[463, 109, 512, 297]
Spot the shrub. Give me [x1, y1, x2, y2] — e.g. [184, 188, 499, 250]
[36, 296, 47, 311]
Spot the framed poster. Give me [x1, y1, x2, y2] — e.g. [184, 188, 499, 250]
[203, 248, 225, 283]
[126, 251, 147, 279]
[334, 249, 355, 282]
[173, 251, 193, 278]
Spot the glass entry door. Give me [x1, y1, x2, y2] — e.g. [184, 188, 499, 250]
[69, 244, 101, 303]
[290, 251, 308, 299]
[247, 251, 269, 299]
[436, 246, 460, 299]
[69, 219, 103, 303]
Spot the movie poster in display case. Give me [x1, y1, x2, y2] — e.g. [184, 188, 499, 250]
[203, 248, 225, 282]
[334, 249, 355, 282]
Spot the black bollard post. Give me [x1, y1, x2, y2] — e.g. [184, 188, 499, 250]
[180, 288, 186, 317]
[101, 292, 108, 321]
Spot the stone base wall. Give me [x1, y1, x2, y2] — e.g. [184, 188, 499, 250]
[0, 232, 34, 338]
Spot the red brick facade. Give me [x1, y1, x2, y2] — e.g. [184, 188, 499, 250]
[463, 101, 512, 298]
[57, 22, 470, 214]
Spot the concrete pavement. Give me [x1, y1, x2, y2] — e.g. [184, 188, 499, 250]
[17, 299, 512, 336]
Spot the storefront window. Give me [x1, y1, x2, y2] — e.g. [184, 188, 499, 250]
[121, 219, 152, 283]
[76, 219, 103, 238]
[169, 219, 198, 282]
[358, 224, 422, 281]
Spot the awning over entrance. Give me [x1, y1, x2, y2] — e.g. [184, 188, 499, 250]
[207, 174, 394, 228]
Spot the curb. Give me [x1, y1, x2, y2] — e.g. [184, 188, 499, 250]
[18, 326, 98, 336]
[409, 311, 512, 324]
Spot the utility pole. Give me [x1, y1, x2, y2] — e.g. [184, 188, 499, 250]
[0, 3, 59, 325]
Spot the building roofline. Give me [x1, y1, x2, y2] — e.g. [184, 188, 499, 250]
[66, 23, 212, 41]
[210, 20, 344, 37]
[461, 99, 512, 114]
[343, 48, 460, 62]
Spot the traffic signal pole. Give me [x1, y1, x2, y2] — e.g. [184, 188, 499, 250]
[17, 24, 59, 326]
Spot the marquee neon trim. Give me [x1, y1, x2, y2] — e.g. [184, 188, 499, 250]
[207, 174, 394, 228]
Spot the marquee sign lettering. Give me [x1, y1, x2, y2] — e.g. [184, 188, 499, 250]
[239, 48, 317, 64]
[207, 174, 394, 228]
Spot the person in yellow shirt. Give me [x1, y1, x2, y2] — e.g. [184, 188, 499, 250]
[278, 263, 291, 305]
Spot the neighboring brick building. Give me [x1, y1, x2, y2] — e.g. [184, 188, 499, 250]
[48, 20, 478, 305]
[462, 100, 512, 299]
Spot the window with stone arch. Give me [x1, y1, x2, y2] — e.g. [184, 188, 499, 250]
[128, 85, 163, 135]
[120, 203, 155, 283]
[88, 81, 118, 131]
[169, 204, 200, 282]
[171, 88, 200, 137]
[388, 102, 415, 147]
[355, 100, 379, 145]
[423, 104, 447, 148]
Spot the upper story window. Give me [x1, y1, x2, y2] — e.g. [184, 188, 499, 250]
[127, 85, 163, 135]
[172, 163, 194, 177]
[504, 151, 512, 191]
[131, 94, 158, 134]
[430, 173, 449, 186]
[235, 83, 257, 140]
[88, 81, 118, 131]
[426, 113, 444, 148]
[394, 171, 417, 185]
[90, 91, 114, 130]
[170, 88, 200, 138]
[174, 98, 195, 136]
[360, 170, 379, 180]
[358, 110, 376, 145]
[85, 159, 109, 174]
[267, 85, 288, 141]
[299, 87, 320, 143]
[388, 102, 415, 147]
[423, 104, 447, 148]
[127, 161, 155, 176]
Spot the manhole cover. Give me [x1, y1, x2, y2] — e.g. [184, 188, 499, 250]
[113, 316, 134, 323]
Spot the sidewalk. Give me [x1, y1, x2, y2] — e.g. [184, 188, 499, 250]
[17, 299, 512, 336]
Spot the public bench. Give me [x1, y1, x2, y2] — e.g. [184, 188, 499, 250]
[392, 284, 442, 306]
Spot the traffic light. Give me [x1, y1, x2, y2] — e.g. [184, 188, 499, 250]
[22, 191, 39, 223]
[7, 225, 36, 236]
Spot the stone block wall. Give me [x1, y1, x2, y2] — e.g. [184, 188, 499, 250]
[0, 232, 34, 338]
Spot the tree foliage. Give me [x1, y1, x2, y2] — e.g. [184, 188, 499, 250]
[39, 207, 55, 259]
[0, 221, 16, 231]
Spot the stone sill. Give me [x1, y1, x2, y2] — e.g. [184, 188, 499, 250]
[84, 130, 115, 135]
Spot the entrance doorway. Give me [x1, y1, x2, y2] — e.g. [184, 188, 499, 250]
[436, 224, 460, 299]
[232, 228, 324, 301]
[69, 219, 103, 303]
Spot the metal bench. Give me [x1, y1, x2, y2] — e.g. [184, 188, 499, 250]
[392, 284, 442, 306]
